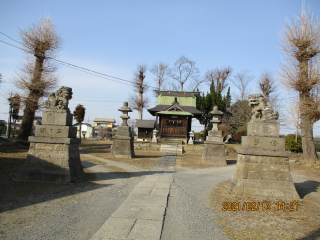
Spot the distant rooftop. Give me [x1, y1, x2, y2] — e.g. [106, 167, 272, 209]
[135, 120, 156, 128]
[94, 118, 116, 123]
[73, 123, 93, 127]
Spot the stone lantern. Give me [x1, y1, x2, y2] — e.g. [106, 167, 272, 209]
[110, 102, 135, 158]
[209, 106, 223, 131]
[201, 106, 227, 166]
[119, 102, 132, 126]
[188, 131, 194, 144]
[152, 129, 158, 142]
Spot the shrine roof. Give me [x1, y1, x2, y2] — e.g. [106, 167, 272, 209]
[147, 105, 203, 116]
[155, 91, 200, 107]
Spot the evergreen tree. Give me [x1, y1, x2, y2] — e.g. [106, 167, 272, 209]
[196, 81, 231, 134]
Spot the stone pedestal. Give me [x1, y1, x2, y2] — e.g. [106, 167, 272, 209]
[16, 109, 86, 183]
[202, 130, 227, 166]
[231, 121, 300, 200]
[110, 126, 135, 158]
[110, 102, 135, 158]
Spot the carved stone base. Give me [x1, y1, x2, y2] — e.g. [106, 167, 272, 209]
[202, 141, 227, 166]
[110, 136, 135, 158]
[16, 141, 86, 183]
[231, 150, 300, 200]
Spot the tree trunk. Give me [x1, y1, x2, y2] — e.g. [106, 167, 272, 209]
[138, 91, 143, 120]
[12, 120, 16, 137]
[18, 102, 36, 141]
[298, 57, 318, 164]
[300, 112, 318, 164]
[7, 107, 11, 138]
[79, 122, 82, 142]
[17, 55, 45, 141]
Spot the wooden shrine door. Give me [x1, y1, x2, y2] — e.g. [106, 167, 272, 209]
[160, 116, 188, 138]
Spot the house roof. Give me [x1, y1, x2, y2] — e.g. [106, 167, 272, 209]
[73, 123, 93, 127]
[136, 120, 156, 128]
[94, 118, 116, 123]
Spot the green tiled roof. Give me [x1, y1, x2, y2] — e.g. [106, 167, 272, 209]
[157, 111, 193, 116]
[156, 91, 200, 107]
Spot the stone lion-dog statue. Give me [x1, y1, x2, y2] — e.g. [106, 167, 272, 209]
[248, 94, 279, 122]
[44, 86, 73, 110]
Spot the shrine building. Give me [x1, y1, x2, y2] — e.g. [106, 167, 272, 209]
[147, 91, 202, 143]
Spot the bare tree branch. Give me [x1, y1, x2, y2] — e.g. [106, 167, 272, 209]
[13, 16, 62, 141]
[129, 64, 149, 119]
[168, 55, 201, 91]
[150, 62, 169, 97]
[205, 66, 233, 92]
[257, 70, 277, 101]
[230, 69, 255, 101]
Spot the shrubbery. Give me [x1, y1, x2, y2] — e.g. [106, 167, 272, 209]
[233, 131, 246, 144]
[285, 134, 302, 152]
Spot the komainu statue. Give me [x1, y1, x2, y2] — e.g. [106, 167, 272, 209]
[248, 94, 279, 121]
[44, 86, 73, 110]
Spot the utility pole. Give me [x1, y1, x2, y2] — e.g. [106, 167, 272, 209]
[6, 102, 12, 138]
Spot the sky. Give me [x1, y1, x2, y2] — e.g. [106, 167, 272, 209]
[1, 0, 320, 135]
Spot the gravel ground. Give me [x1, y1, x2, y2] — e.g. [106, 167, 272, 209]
[0, 157, 147, 240]
[161, 165, 237, 240]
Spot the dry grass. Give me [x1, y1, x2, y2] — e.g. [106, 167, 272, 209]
[210, 164, 320, 240]
[80, 141, 163, 170]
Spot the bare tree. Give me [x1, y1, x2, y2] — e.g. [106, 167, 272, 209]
[284, 98, 301, 142]
[257, 71, 283, 119]
[227, 100, 252, 131]
[127, 118, 136, 136]
[150, 62, 169, 96]
[257, 71, 277, 101]
[13, 16, 62, 141]
[205, 66, 233, 92]
[278, 7, 320, 164]
[168, 55, 204, 91]
[230, 70, 254, 101]
[129, 64, 149, 120]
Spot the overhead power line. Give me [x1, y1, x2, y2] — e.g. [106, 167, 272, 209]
[0, 31, 158, 90]
[0, 32, 21, 44]
[0, 39, 25, 52]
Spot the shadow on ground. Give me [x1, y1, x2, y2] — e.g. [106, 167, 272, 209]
[0, 143, 168, 213]
[80, 143, 112, 154]
[226, 159, 237, 165]
[294, 180, 320, 199]
[299, 227, 320, 239]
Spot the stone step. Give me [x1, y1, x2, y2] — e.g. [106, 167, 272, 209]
[160, 144, 183, 154]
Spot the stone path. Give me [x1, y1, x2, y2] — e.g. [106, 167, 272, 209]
[91, 153, 176, 240]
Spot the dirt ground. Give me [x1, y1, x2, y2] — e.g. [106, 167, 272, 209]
[1, 141, 320, 239]
[210, 160, 320, 239]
